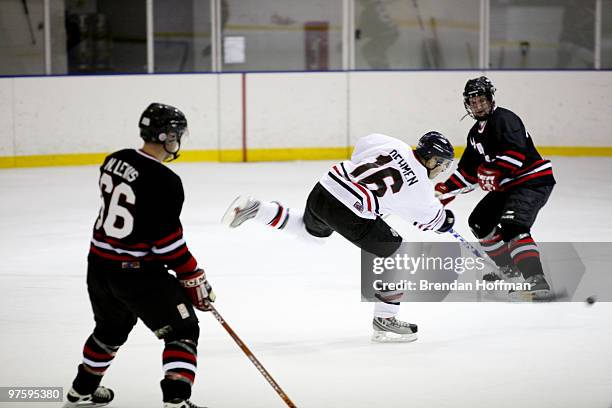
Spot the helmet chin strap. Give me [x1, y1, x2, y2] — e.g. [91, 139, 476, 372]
[162, 140, 181, 162]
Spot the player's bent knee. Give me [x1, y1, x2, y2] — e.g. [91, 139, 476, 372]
[356, 218, 402, 257]
[155, 321, 200, 344]
[164, 338, 198, 354]
[468, 217, 496, 239]
[93, 324, 134, 347]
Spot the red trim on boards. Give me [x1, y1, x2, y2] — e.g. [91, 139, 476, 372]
[242, 73, 248, 162]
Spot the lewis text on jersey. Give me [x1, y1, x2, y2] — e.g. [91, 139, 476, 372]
[104, 158, 139, 182]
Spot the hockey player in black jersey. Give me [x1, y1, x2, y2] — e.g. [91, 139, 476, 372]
[435, 76, 555, 299]
[63, 103, 214, 408]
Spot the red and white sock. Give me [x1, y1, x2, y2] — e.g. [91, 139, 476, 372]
[162, 340, 198, 385]
[255, 200, 325, 244]
[479, 231, 512, 268]
[254, 201, 289, 229]
[509, 234, 544, 279]
[81, 335, 119, 376]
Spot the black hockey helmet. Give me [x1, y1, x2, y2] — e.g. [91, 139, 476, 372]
[415, 131, 454, 162]
[463, 76, 496, 119]
[139, 103, 188, 144]
[415, 131, 454, 179]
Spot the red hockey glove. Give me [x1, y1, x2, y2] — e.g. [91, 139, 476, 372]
[477, 164, 505, 192]
[434, 182, 455, 206]
[179, 268, 216, 311]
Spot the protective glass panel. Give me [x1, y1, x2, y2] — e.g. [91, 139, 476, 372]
[62, 0, 146, 74]
[0, 0, 45, 75]
[602, 0, 612, 68]
[354, 0, 480, 69]
[50, 1, 68, 74]
[221, 0, 343, 72]
[154, 0, 212, 73]
[490, 0, 595, 69]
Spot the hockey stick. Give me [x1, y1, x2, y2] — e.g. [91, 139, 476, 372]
[208, 304, 298, 408]
[22, 0, 36, 45]
[448, 228, 486, 302]
[519, 41, 530, 69]
[436, 185, 477, 201]
[411, 0, 436, 68]
[428, 17, 444, 68]
[440, 161, 552, 199]
[448, 228, 569, 302]
[448, 228, 490, 265]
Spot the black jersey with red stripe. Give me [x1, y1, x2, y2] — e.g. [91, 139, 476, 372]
[89, 148, 197, 275]
[444, 107, 555, 192]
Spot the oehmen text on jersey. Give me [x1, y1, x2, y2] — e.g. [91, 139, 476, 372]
[389, 149, 418, 186]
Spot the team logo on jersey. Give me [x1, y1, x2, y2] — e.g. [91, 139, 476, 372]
[469, 138, 492, 162]
[478, 121, 487, 133]
[354, 201, 364, 213]
[501, 210, 515, 220]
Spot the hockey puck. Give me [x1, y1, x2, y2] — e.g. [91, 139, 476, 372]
[586, 296, 596, 305]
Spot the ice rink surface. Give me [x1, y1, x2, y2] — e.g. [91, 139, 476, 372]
[1, 157, 611, 408]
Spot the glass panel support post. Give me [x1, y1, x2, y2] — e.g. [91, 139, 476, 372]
[44, 0, 51, 75]
[595, 0, 602, 69]
[479, 0, 490, 70]
[342, 0, 355, 71]
[211, 0, 222, 72]
[147, 0, 154, 73]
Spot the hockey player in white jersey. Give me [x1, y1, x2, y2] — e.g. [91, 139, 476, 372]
[223, 132, 455, 342]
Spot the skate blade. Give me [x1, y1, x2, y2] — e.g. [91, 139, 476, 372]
[482, 289, 514, 302]
[508, 289, 568, 302]
[371, 331, 417, 343]
[220, 196, 249, 227]
[62, 402, 110, 408]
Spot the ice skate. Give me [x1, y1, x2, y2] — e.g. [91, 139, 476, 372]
[509, 273, 552, 301]
[371, 317, 418, 343]
[482, 265, 521, 283]
[221, 196, 260, 228]
[62, 386, 114, 408]
[481, 265, 524, 301]
[164, 398, 207, 408]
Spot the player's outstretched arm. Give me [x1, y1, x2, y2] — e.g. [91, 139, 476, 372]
[435, 169, 478, 205]
[435, 184, 476, 203]
[434, 141, 480, 205]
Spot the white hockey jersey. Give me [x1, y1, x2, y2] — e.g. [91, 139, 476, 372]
[319, 133, 446, 231]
